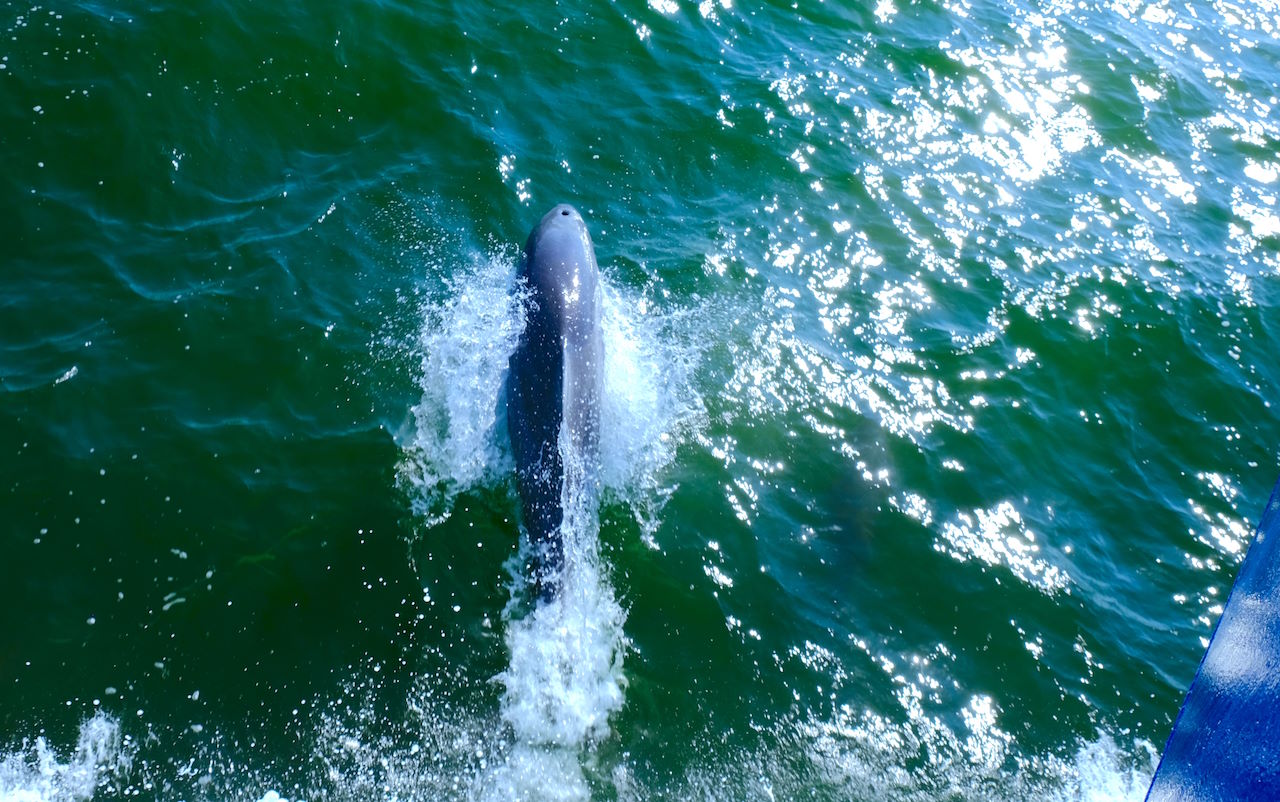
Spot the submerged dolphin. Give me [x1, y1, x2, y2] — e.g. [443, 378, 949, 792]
[507, 203, 604, 598]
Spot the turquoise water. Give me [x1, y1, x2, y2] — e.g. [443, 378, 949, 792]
[3, 0, 1280, 799]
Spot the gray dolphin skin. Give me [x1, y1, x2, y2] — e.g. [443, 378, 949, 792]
[507, 203, 604, 599]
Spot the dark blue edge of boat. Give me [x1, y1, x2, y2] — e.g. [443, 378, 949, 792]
[1146, 472, 1280, 801]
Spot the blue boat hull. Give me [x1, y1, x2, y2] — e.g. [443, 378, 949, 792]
[1148, 475, 1280, 800]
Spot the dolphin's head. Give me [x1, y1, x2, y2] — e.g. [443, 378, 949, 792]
[525, 204, 594, 265]
[522, 203, 599, 319]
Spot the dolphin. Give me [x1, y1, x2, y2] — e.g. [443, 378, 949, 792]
[507, 203, 604, 599]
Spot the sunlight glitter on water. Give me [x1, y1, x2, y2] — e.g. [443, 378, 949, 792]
[662, 14, 1279, 787]
[936, 501, 1072, 595]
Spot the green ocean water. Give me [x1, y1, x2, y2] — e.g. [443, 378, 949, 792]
[4, 0, 1280, 799]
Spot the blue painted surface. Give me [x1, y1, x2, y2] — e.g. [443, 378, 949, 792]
[1148, 476, 1280, 801]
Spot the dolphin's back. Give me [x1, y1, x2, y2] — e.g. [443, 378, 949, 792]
[507, 204, 603, 596]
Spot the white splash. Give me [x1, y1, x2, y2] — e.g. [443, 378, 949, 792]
[0, 713, 130, 802]
[397, 257, 700, 526]
[479, 530, 627, 800]
[598, 287, 705, 538]
[397, 255, 526, 524]
[394, 244, 704, 798]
